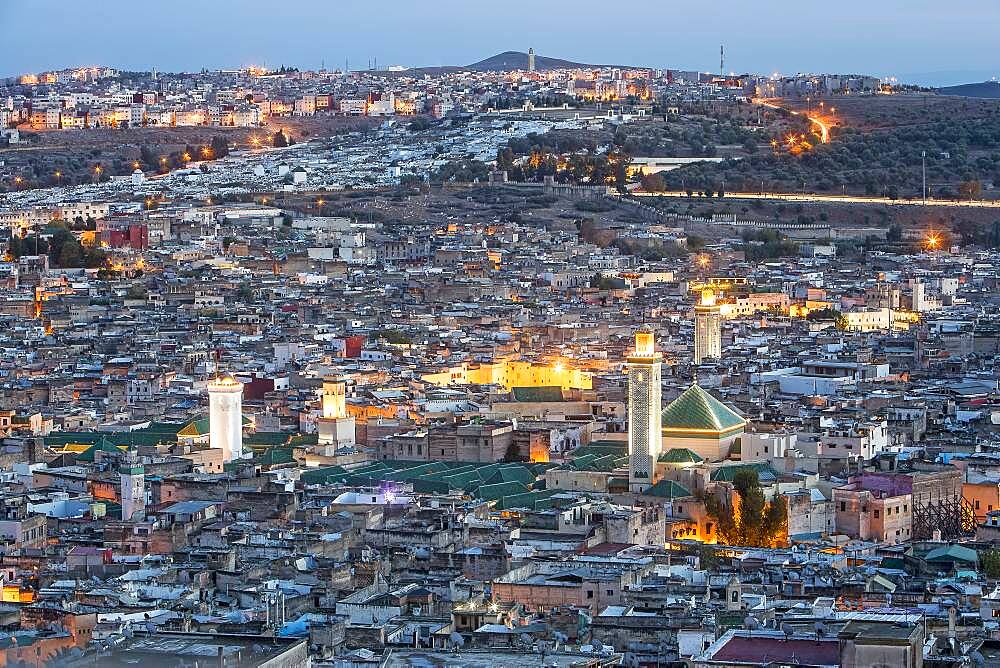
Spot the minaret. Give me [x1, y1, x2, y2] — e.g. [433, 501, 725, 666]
[120, 449, 145, 521]
[528, 48, 536, 73]
[694, 289, 722, 364]
[628, 329, 662, 493]
[317, 379, 356, 449]
[208, 374, 244, 462]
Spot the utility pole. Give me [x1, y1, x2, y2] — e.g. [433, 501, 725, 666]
[921, 150, 927, 203]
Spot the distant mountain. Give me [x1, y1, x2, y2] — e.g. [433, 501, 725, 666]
[937, 81, 1000, 98]
[465, 51, 634, 72]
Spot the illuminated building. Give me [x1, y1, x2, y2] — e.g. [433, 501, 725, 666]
[317, 379, 355, 448]
[628, 329, 662, 493]
[119, 449, 145, 521]
[421, 359, 592, 392]
[660, 383, 746, 462]
[694, 289, 722, 364]
[208, 374, 244, 462]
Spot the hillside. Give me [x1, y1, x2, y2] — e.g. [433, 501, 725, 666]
[466, 51, 633, 72]
[938, 81, 1000, 99]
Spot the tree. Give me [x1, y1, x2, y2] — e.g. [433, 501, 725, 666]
[983, 550, 1000, 578]
[640, 172, 666, 192]
[958, 180, 982, 200]
[57, 240, 83, 268]
[686, 234, 706, 251]
[211, 136, 230, 159]
[705, 468, 787, 547]
[273, 130, 288, 148]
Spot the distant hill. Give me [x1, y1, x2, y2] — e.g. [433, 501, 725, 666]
[466, 51, 634, 72]
[937, 81, 1000, 98]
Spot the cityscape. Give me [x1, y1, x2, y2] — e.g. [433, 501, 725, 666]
[1, 3, 1000, 667]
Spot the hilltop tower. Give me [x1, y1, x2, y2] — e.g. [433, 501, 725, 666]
[120, 449, 145, 521]
[628, 329, 662, 493]
[528, 48, 536, 73]
[208, 374, 244, 462]
[317, 379, 356, 448]
[694, 289, 722, 364]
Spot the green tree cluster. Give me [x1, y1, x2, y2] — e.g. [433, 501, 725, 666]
[705, 469, 787, 547]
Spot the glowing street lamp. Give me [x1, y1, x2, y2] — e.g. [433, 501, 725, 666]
[697, 254, 711, 269]
[925, 234, 941, 250]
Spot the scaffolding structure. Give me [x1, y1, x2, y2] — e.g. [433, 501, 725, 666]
[911, 497, 977, 540]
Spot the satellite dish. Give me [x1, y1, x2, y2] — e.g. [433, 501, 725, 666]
[744, 616, 760, 631]
[780, 622, 794, 640]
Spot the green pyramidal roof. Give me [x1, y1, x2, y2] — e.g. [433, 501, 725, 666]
[661, 384, 745, 433]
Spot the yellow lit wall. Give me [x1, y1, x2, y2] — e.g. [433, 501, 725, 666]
[422, 360, 592, 392]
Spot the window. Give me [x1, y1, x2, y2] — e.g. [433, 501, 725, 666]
[606, 589, 613, 596]
[586, 590, 594, 599]
[873, 510, 880, 519]
[977, 500, 981, 510]
[840, 502, 846, 512]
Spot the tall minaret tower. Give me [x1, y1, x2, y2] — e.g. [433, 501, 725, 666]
[120, 449, 145, 522]
[528, 48, 536, 73]
[317, 379, 356, 449]
[694, 289, 722, 364]
[628, 329, 662, 493]
[208, 374, 244, 462]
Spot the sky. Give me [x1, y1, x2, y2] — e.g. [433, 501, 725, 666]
[1, 1, 997, 86]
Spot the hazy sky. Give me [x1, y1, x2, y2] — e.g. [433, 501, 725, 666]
[2, 1, 997, 85]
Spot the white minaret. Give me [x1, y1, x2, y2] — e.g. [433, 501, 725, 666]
[120, 449, 145, 521]
[694, 289, 722, 364]
[208, 374, 244, 462]
[317, 379, 355, 449]
[628, 329, 662, 493]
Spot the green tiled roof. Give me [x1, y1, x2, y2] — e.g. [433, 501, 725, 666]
[644, 479, 693, 499]
[511, 386, 565, 402]
[925, 545, 978, 564]
[657, 448, 704, 464]
[300, 465, 349, 485]
[475, 481, 530, 502]
[661, 384, 745, 433]
[255, 447, 295, 466]
[494, 489, 559, 511]
[711, 462, 777, 483]
[76, 440, 125, 462]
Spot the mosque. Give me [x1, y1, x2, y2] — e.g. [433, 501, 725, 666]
[627, 330, 746, 493]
